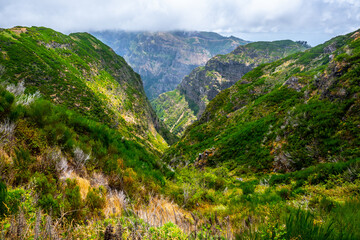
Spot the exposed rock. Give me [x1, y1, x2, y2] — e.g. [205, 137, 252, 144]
[91, 30, 249, 99]
[195, 148, 216, 169]
[283, 77, 303, 92]
[43, 41, 70, 49]
[323, 42, 337, 54]
[351, 31, 360, 40]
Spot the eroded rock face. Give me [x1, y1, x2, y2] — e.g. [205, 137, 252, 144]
[178, 57, 254, 117]
[178, 40, 310, 117]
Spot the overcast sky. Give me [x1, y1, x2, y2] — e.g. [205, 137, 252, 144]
[1, 0, 359, 46]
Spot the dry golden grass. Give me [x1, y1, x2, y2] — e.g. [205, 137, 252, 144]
[74, 175, 90, 200]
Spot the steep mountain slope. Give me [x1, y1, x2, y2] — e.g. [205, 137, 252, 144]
[91, 30, 249, 99]
[0, 26, 187, 239]
[0, 26, 359, 239]
[0, 26, 173, 153]
[153, 40, 309, 136]
[164, 29, 360, 172]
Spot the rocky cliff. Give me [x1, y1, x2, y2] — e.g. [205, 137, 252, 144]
[153, 40, 309, 136]
[91, 30, 249, 99]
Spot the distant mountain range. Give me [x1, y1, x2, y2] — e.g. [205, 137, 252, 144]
[91, 30, 249, 99]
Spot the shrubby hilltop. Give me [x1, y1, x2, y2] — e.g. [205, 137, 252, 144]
[0, 26, 174, 153]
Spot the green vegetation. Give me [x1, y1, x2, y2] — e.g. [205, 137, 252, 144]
[161, 29, 360, 238]
[1, 26, 360, 239]
[0, 26, 170, 154]
[153, 40, 308, 137]
[0, 82, 177, 237]
[151, 89, 196, 137]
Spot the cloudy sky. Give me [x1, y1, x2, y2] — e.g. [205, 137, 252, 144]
[1, 0, 360, 46]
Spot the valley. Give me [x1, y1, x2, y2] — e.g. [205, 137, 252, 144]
[91, 30, 249, 100]
[0, 26, 359, 240]
[152, 40, 310, 136]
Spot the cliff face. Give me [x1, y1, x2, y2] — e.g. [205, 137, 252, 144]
[91, 30, 249, 99]
[153, 40, 309, 136]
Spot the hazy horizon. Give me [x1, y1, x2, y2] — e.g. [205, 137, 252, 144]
[1, 0, 360, 46]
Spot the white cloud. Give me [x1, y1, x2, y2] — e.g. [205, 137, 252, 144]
[0, 0, 359, 45]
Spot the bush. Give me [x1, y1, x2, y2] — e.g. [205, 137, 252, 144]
[0, 87, 15, 118]
[0, 180, 7, 217]
[319, 197, 336, 213]
[13, 148, 34, 185]
[26, 99, 53, 127]
[33, 173, 60, 215]
[277, 188, 291, 200]
[6, 188, 25, 214]
[86, 187, 106, 211]
[64, 179, 83, 220]
[241, 182, 256, 195]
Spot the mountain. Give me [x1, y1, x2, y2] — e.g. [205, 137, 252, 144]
[164, 29, 360, 172]
[1, 26, 360, 239]
[0, 26, 180, 238]
[158, 29, 360, 240]
[91, 30, 249, 99]
[152, 40, 309, 136]
[0, 26, 173, 153]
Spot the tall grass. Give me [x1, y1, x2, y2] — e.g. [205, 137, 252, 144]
[284, 209, 334, 240]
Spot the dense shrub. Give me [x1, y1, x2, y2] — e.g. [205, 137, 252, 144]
[33, 173, 61, 215]
[13, 148, 34, 185]
[277, 188, 291, 200]
[64, 179, 83, 220]
[240, 181, 256, 196]
[86, 187, 106, 211]
[0, 180, 7, 217]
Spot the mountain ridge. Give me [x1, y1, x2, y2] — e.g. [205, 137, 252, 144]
[91, 30, 250, 99]
[153, 40, 309, 136]
[0, 26, 173, 153]
[164, 28, 360, 172]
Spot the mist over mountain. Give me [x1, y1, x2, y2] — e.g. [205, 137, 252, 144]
[91, 30, 249, 99]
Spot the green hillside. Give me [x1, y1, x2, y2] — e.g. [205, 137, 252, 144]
[0, 27, 173, 153]
[165, 31, 359, 171]
[0, 27, 181, 239]
[0, 26, 360, 239]
[160, 29, 360, 239]
[153, 40, 309, 136]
